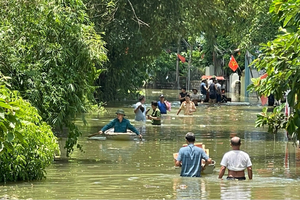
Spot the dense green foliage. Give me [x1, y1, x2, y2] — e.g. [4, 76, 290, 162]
[206, 0, 278, 76]
[0, 0, 283, 160]
[248, 0, 300, 140]
[83, 0, 278, 100]
[0, 74, 59, 182]
[221, 0, 279, 51]
[85, 0, 183, 100]
[147, 51, 177, 84]
[255, 104, 287, 134]
[148, 38, 208, 84]
[0, 0, 107, 155]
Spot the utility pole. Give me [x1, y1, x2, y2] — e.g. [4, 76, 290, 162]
[182, 38, 192, 91]
[246, 50, 259, 100]
[187, 45, 192, 91]
[176, 37, 181, 89]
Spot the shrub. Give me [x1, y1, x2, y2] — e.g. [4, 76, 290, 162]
[0, 75, 59, 182]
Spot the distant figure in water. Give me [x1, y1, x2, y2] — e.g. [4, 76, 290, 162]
[175, 132, 212, 177]
[190, 88, 200, 106]
[147, 101, 161, 125]
[200, 79, 208, 103]
[215, 80, 222, 105]
[98, 109, 142, 139]
[179, 87, 188, 105]
[177, 95, 196, 115]
[157, 94, 169, 114]
[208, 79, 217, 107]
[218, 136, 252, 180]
[134, 95, 148, 121]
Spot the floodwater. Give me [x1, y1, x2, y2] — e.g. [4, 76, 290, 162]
[1, 89, 300, 199]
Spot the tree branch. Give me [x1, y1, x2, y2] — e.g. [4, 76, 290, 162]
[127, 0, 150, 27]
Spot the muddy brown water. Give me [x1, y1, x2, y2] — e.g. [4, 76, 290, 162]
[1, 89, 300, 199]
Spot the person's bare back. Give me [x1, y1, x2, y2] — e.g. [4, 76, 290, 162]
[227, 169, 245, 178]
[218, 137, 252, 180]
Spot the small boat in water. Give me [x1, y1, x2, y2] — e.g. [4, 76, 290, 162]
[173, 143, 215, 174]
[88, 128, 137, 141]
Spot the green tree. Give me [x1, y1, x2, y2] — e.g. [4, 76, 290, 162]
[84, 0, 279, 100]
[147, 51, 177, 84]
[0, 73, 59, 182]
[84, 0, 184, 100]
[0, 0, 107, 155]
[204, 0, 278, 75]
[217, 0, 279, 51]
[248, 0, 300, 141]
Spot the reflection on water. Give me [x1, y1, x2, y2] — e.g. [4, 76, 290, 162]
[1, 89, 300, 199]
[172, 177, 208, 199]
[220, 181, 252, 200]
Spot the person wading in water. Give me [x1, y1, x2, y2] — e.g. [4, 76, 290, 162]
[175, 132, 212, 177]
[134, 95, 148, 121]
[176, 95, 196, 115]
[98, 109, 142, 139]
[147, 101, 161, 125]
[218, 136, 252, 180]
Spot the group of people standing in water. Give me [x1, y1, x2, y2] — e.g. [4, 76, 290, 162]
[134, 94, 169, 125]
[176, 132, 252, 180]
[98, 79, 225, 138]
[133, 90, 198, 126]
[134, 77, 226, 122]
[98, 94, 170, 138]
[96, 86, 252, 179]
[179, 77, 225, 108]
[97, 106, 252, 179]
[135, 86, 200, 120]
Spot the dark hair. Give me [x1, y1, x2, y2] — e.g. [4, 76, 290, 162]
[185, 132, 195, 142]
[138, 95, 145, 102]
[181, 87, 186, 91]
[185, 94, 191, 98]
[231, 138, 241, 146]
[151, 101, 158, 107]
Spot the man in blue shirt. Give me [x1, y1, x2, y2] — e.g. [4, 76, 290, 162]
[175, 132, 211, 177]
[99, 109, 142, 139]
[157, 94, 168, 114]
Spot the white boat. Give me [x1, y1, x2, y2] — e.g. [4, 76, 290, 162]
[173, 143, 215, 174]
[88, 128, 137, 141]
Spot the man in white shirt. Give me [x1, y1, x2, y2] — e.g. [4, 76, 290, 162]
[190, 89, 200, 106]
[134, 95, 147, 121]
[218, 137, 252, 180]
